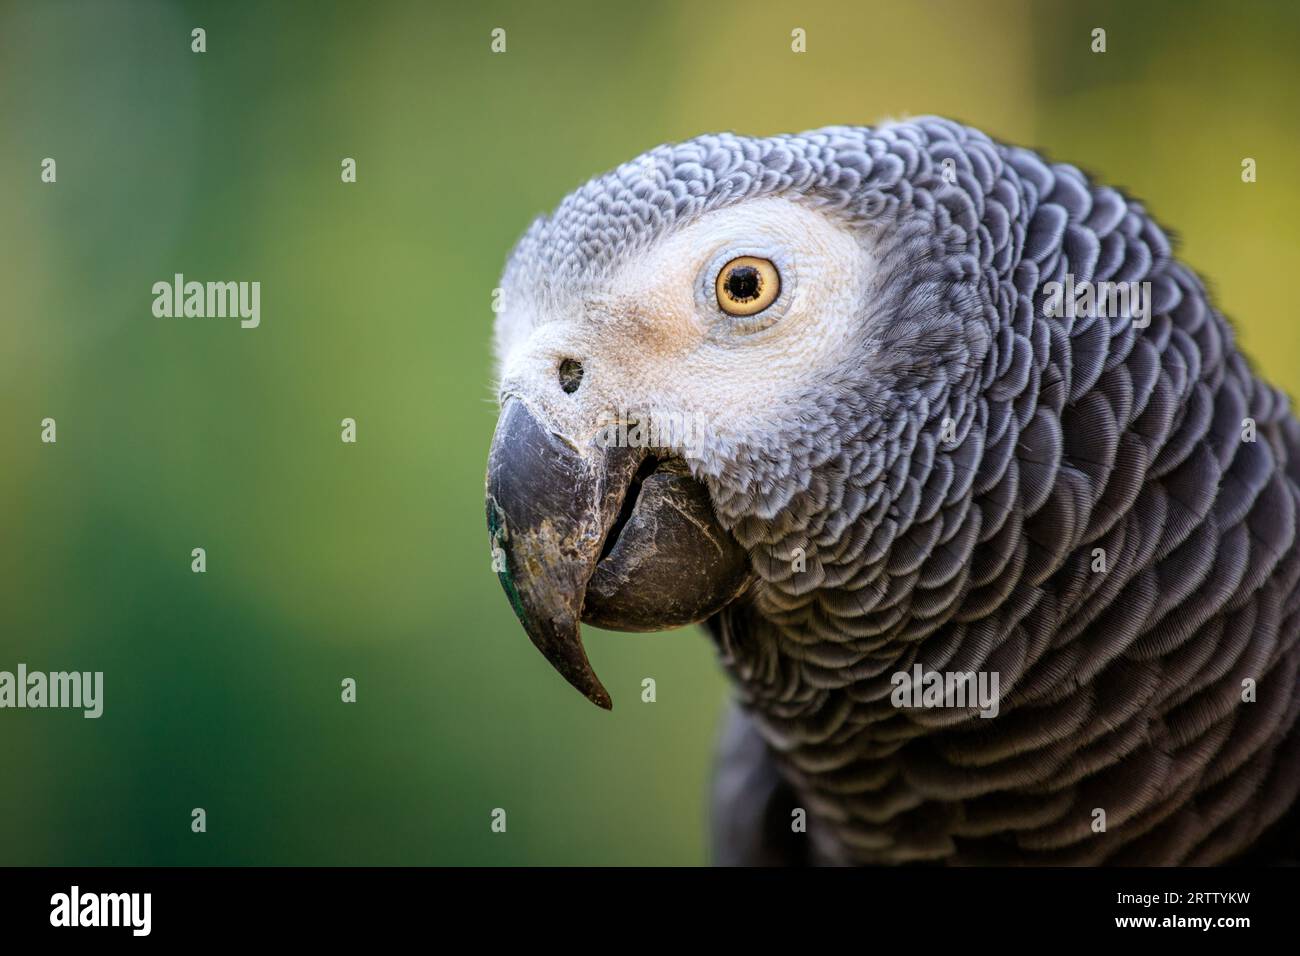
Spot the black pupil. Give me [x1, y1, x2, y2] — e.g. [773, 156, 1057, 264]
[725, 265, 761, 301]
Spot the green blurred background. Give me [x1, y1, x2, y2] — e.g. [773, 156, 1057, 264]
[1, 0, 1296, 865]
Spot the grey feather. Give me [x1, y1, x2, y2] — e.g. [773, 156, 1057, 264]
[517, 117, 1300, 864]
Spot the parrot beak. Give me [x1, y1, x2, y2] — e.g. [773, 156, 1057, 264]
[485, 399, 752, 709]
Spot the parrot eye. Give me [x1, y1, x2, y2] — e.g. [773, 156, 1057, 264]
[715, 256, 780, 316]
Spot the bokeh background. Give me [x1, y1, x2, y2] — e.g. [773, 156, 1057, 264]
[1, 0, 1297, 865]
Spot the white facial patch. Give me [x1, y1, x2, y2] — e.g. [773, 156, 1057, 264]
[494, 196, 878, 463]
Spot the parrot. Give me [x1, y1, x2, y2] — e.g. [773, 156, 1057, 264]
[484, 116, 1300, 865]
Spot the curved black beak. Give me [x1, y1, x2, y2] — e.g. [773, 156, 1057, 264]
[485, 400, 751, 709]
[485, 399, 640, 708]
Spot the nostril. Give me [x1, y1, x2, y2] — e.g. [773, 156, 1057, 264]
[558, 358, 584, 394]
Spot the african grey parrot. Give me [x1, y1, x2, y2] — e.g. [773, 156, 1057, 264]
[484, 117, 1300, 865]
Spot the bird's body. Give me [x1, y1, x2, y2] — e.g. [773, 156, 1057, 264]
[488, 118, 1300, 865]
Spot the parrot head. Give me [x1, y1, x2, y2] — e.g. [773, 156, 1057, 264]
[482, 117, 1300, 866]
[485, 122, 990, 708]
